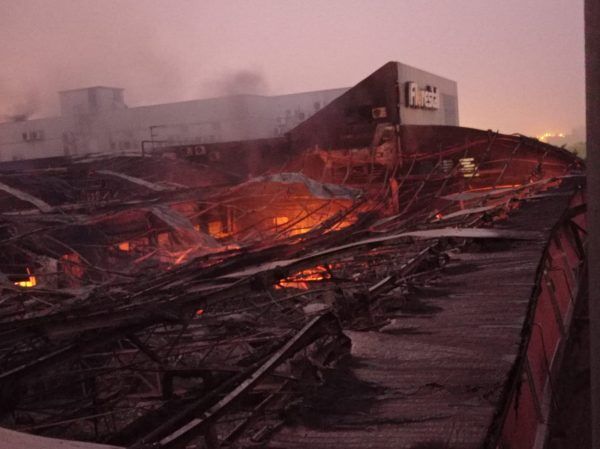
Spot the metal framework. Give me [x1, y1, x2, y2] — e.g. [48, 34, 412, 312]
[0, 123, 586, 449]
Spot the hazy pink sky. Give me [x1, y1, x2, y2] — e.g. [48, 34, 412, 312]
[0, 0, 584, 137]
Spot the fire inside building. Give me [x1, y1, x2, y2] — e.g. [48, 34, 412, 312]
[0, 62, 586, 449]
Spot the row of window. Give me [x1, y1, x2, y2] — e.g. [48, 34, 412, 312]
[21, 130, 45, 142]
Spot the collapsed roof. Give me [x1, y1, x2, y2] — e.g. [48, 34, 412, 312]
[0, 62, 586, 449]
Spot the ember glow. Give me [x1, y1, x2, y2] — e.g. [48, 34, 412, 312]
[206, 221, 231, 239]
[14, 267, 37, 288]
[0, 51, 586, 449]
[277, 265, 331, 290]
[284, 212, 355, 237]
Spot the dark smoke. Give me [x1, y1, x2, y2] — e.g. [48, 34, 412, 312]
[116, 44, 188, 106]
[0, 32, 191, 119]
[209, 69, 269, 96]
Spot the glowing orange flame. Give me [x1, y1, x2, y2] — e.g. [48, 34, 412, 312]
[273, 216, 289, 226]
[15, 268, 37, 288]
[277, 265, 331, 290]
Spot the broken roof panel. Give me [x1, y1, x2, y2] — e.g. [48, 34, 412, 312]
[0, 62, 586, 449]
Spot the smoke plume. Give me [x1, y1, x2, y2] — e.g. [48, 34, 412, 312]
[208, 70, 269, 96]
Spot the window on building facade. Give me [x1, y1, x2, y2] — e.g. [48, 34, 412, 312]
[22, 130, 45, 142]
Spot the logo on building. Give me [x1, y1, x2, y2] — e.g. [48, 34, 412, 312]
[405, 82, 440, 110]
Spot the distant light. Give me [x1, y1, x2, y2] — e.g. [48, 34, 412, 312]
[537, 132, 567, 142]
[458, 157, 477, 178]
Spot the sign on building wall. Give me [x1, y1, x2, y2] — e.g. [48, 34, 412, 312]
[405, 82, 440, 110]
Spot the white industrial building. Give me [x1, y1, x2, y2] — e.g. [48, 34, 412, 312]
[0, 61, 460, 162]
[0, 86, 348, 161]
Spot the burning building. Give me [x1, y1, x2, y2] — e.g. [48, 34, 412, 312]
[0, 62, 585, 449]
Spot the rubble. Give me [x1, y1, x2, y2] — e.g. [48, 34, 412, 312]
[0, 62, 587, 449]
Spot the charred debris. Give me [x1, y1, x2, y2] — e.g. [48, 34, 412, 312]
[0, 63, 586, 449]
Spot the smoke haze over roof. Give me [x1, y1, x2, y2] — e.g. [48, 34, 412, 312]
[0, 0, 584, 136]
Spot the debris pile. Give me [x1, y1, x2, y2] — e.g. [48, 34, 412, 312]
[0, 126, 585, 448]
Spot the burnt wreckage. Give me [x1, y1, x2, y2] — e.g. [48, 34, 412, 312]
[0, 62, 587, 449]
